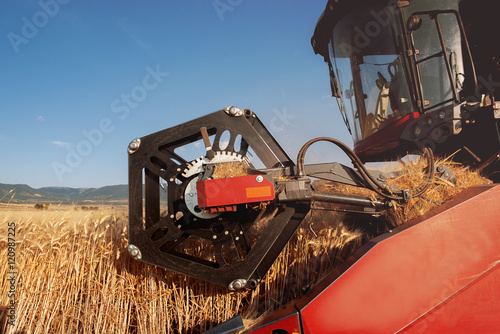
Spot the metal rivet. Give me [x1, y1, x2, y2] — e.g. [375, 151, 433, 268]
[128, 244, 142, 260]
[127, 138, 141, 154]
[256, 175, 264, 182]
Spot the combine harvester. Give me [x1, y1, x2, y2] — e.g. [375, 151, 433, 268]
[127, 0, 500, 332]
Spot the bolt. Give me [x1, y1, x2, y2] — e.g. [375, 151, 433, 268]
[437, 165, 444, 173]
[127, 138, 141, 154]
[170, 214, 174, 219]
[177, 168, 181, 172]
[232, 280, 244, 290]
[224, 231, 229, 235]
[128, 244, 142, 260]
[177, 224, 182, 229]
[235, 236, 240, 241]
[213, 235, 217, 239]
[256, 175, 264, 182]
[169, 178, 174, 182]
[240, 231, 243, 235]
[225, 106, 243, 116]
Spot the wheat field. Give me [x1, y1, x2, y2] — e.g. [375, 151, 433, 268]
[0, 158, 490, 333]
[0, 205, 364, 333]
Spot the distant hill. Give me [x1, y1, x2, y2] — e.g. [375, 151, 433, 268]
[0, 183, 128, 204]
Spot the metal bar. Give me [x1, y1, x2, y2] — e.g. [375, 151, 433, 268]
[311, 191, 389, 209]
[252, 204, 310, 280]
[128, 160, 144, 236]
[423, 98, 455, 112]
[144, 168, 160, 230]
[303, 162, 366, 187]
[246, 112, 294, 168]
[415, 51, 445, 65]
[396, 6, 423, 115]
[433, 15, 459, 103]
[203, 315, 245, 334]
[200, 126, 212, 150]
[410, 31, 426, 114]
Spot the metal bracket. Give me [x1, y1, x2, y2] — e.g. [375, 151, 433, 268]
[435, 164, 457, 184]
[128, 109, 306, 288]
[203, 315, 245, 334]
[494, 101, 500, 119]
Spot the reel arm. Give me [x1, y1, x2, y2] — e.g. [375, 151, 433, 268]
[127, 108, 430, 290]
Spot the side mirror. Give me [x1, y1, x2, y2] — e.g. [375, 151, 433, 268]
[407, 15, 423, 31]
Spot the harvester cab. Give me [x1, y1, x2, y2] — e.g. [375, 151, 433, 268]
[312, 0, 500, 177]
[126, 0, 498, 292]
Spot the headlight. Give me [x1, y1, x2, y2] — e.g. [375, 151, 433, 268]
[414, 125, 422, 137]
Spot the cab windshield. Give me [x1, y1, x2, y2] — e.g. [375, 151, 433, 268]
[329, 4, 413, 143]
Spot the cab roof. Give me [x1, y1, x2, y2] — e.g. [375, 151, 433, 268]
[311, 0, 392, 59]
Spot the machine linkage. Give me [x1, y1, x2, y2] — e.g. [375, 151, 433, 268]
[128, 108, 437, 289]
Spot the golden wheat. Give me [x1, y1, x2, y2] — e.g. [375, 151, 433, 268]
[0, 205, 361, 333]
[0, 158, 490, 333]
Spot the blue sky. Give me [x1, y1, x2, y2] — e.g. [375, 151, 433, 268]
[1, 0, 353, 188]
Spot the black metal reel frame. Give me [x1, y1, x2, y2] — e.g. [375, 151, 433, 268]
[128, 108, 308, 289]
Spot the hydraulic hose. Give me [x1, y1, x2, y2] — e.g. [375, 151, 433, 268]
[296, 137, 435, 202]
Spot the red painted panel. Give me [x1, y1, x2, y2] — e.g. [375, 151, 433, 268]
[354, 112, 419, 156]
[399, 262, 500, 333]
[300, 185, 500, 334]
[197, 175, 275, 208]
